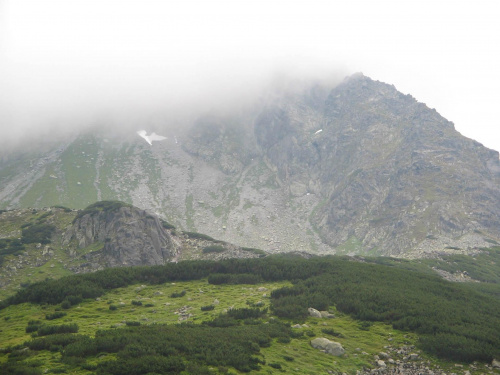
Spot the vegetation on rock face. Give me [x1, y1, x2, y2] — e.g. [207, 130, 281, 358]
[184, 231, 219, 242]
[73, 200, 132, 223]
[21, 223, 56, 244]
[0, 238, 25, 266]
[202, 245, 225, 253]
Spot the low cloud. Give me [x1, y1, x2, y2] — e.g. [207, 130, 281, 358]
[0, 1, 348, 151]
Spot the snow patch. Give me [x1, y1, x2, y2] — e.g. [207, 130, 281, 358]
[314, 129, 323, 135]
[137, 130, 167, 145]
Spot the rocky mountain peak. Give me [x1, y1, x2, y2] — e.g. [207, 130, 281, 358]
[1, 74, 499, 257]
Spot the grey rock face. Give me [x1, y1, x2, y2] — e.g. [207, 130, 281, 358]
[253, 74, 500, 255]
[64, 206, 179, 267]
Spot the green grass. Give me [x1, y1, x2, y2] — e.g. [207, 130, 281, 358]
[0, 279, 289, 347]
[18, 166, 64, 208]
[185, 194, 195, 230]
[1, 278, 490, 374]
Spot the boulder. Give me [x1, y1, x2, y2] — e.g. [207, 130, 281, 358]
[308, 307, 322, 318]
[320, 311, 335, 318]
[310, 338, 345, 356]
[492, 359, 500, 369]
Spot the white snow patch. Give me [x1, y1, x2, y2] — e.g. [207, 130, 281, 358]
[137, 130, 167, 145]
[314, 129, 323, 135]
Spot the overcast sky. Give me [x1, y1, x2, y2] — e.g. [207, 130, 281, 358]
[1, 0, 499, 152]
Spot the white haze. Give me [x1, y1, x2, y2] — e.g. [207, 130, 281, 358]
[1, 0, 499, 152]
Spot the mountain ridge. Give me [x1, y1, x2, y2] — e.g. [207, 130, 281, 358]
[1, 73, 499, 257]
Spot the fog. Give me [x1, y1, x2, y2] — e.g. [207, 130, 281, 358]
[1, 0, 499, 151]
[0, 1, 351, 150]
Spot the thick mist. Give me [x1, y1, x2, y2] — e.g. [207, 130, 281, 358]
[0, 60, 346, 152]
[0, 1, 348, 151]
[1, 0, 499, 152]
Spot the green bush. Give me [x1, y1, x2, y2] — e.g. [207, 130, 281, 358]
[202, 245, 225, 253]
[45, 312, 67, 320]
[161, 220, 176, 230]
[321, 328, 343, 337]
[184, 231, 217, 241]
[125, 321, 141, 326]
[21, 223, 55, 244]
[36, 324, 79, 336]
[170, 290, 186, 298]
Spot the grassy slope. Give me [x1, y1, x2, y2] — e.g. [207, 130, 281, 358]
[0, 279, 430, 374]
[2, 206, 500, 373]
[2, 278, 496, 374]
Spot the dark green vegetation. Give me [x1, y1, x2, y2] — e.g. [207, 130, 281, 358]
[1, 255, 500, 366]
[0, 238, 25, 266]
[73, 201, 132, 223]
[184, 231, 221, 242]
[364, 247, 500, 298]
[21, 223, 56, 245]
[202, 245, 226, 253]
[0, 210, 58, 266]
[46, 320, 288, 374]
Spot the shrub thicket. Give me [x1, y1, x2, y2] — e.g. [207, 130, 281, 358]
[2, 255, 500, 362]
[21, 223, 55, 244]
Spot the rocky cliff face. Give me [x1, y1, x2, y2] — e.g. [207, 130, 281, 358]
[1, 73, 499, 257]
[64, 204, 180, 267]
[253, 74, 500, 255]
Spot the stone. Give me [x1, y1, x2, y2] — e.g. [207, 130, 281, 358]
[376, 360, 386, 368]
[310, 338, 345, 356]
[308, 307, 322, 318]
[320, 311, 335, 318]
[492, 359, 500, 369]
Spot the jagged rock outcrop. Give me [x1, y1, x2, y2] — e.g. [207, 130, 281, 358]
[64, 203, 179, 267]
[254, 73, 500, 255]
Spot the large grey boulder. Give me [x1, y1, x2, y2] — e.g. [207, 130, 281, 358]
[308, 307, 322, 318]
[310, 338, 345, 356]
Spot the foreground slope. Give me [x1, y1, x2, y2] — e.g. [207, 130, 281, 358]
[1, 256, 500, 374]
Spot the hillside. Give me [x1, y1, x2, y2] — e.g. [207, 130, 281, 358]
[1, 74, 500, 256]
[1, 256, 500, 374]
[0, 202, 264, 300]
[2, 202, 500, 373]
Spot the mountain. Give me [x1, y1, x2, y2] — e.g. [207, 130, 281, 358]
[1, 73, 499, 257]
